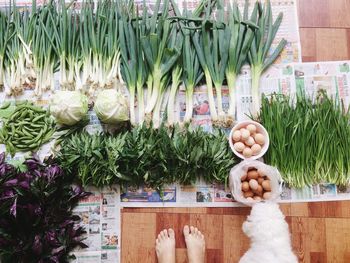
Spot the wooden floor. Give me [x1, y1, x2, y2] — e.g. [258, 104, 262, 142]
[122, 201, 350, 263]
[121, 1, 350, 262]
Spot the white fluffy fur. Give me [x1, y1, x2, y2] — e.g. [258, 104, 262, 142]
[239, 202, 298, 263]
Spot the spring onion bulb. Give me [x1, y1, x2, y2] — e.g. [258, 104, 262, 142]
[167, 65, 182, 127]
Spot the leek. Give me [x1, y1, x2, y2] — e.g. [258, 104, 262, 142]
[170, 0, 205, 124]
[191, 0, 228, 125]
[225, 0, 257, 123]
[141, 0, 181, 123]
[248, 0, 287, 116]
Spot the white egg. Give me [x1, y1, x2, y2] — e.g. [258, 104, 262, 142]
[245, 136, 255, 146]
[243, 147, 253, 158]
[241, 129, 250, 140]
[232, 130, 241, 142]
[246, 124, 257, 134]
[251, 144, 262, 155]
[254, 133, 265, 145]
[234, 142, 245, 152]
[249, 179, 259, 190]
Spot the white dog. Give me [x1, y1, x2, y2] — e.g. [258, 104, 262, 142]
[239, 202, 298, 263]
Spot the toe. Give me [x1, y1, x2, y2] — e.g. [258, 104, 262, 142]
[168, 228, 175, 239]
[194, 227, 199, 235]
[183, 225, 190, 237]
[190, 226, 195, 234]
[162, 229, 168, 238]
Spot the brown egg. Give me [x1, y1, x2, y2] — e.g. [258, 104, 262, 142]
[243, 147, 253, 158]
[234, 142, 245, 152]
[254, 133, 265, 145]
[263, 191, 272, 200]
[253, 196, 262, 201]
[245, 136, 255, 146]
[249, 179, 259, 191]
[247, 170, 259, 180]
[251, 144, 262, 155]
[241, 181, 250, 192]
[243, 191, 254, 198]
[253, 185, 263, 196]
[241, 174, 247, 181]
[241, 129, 250, 140]
[246, 124, 257, 134]
[257, 177, 264, 185]
[262, 180, 271, 191]
[232, 130, 241, 142]
[257, 168, 266, 177]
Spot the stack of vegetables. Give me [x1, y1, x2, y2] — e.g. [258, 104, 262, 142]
[0, 0, 286, 127]
[56, 125, 237, 190]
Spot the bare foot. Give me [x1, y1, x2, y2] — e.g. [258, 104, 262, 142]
[156, 229, 175, 263]
[183, 225, 205, 263]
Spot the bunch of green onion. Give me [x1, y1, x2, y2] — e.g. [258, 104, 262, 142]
[256, 91, 350, 188]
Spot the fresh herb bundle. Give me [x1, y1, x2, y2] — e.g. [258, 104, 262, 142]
[255, 91, 350, 187]
[0, 153, 89, 263]
[57, 125, 237, 189]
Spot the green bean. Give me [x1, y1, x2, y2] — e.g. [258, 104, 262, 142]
[0, 102, 11, 110]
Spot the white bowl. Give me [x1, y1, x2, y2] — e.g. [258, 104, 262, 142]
[229, 120, 270, 160]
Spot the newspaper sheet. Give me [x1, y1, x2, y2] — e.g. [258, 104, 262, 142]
[71, 187, 121, 263]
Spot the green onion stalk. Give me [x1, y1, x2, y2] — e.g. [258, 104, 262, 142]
[135, 7, 147, 124]
[166, 65, 182, 127]
[191, 0, 224, 124]
[170, 0, 204, 124]
[248, 0, 287, 116]
[4, 3, 36, 96]
[78, 1, 121, 97]
[119, 16, 138, 125]
[182, 29, 203, 124]
[52, 1, 80, 91]
[152, 75, 170, 128]
[225, 0, 257, 124]
[119, 5, 148, 125]
[0, 10, 9, 90]
[166, 21, 183, 127]
[142, 0, 181, 123]
[32, 4, 58, 97]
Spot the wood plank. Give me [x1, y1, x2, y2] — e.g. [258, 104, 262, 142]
[315, 28, 349, 61]
[326, 218, 350, 263]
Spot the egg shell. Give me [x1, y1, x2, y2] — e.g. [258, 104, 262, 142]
[243, 147, 253, 158]
[243, 191, 254, 198]
[241, 181, 250, 192]
[247, 170, 259, 180]
[253, 185, 263, 196]
[241, 174, 247, 181]
[232, 130, 241, 142]
[246, 197, 254, 201]
[234, 142, 245, 152]
[246, 124, 257, 134]
[245, 136, 255, 146]
[254, 133, 265, 145]
[257, 177, 264, 185]
[251, 144, 262, 155]
[253, 196, 262, 201]
[241, 129, 250, 140]
[249, 179, 259, 191]
[263, 191, 272, 200]
[262, 180, 271, 191]
[257, 168, 266, 177]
